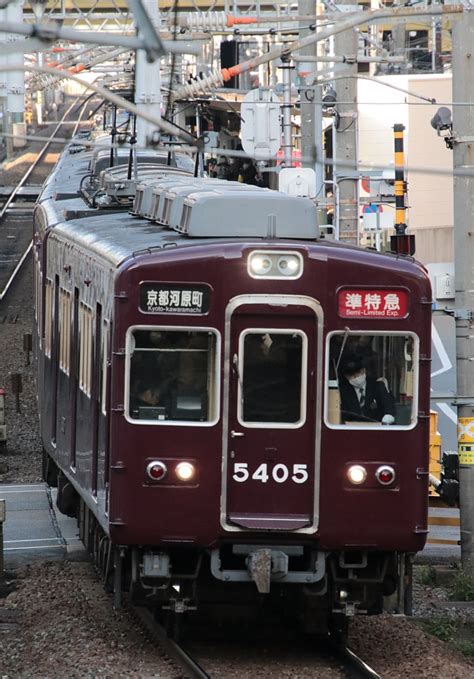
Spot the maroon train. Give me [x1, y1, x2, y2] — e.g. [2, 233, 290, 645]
[34, 138, 431, 637]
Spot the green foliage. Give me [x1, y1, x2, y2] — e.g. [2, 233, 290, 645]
[422, 617, 457, 642]
[420, 617, 474, 658]
[418, 565, 437, 586]
[454, 639, 474, 658]
[449, 571, 474, 602]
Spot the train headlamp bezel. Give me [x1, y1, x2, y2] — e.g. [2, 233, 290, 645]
[347, 464, 367, 485]
[146, 460, 168, 481]
[175, 461, 196, 482]
[247, 250, 303, 280]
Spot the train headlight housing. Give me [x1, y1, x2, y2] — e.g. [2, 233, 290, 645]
[175, 461, 196, 482]
[249, 254, 272, 275]
[247, 250, 303, 279]
[347, 464, 367, 485]
[277, 255, 300, 276]
[375, 465, 396, 486]
[146, 460, 167, 481]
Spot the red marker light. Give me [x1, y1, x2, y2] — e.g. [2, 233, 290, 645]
[146, 461, 167, 481]
[375, 465, 396, 486]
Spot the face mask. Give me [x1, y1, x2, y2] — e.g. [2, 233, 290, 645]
[348, 373, 366, 389]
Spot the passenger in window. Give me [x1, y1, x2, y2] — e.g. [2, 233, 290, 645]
[338, 355, 396, 425]
[130, 379, 164, 419]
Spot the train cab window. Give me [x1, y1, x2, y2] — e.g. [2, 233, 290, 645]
[325, 332, 418, 429]
[239, 330, 307, 427]
[126, 328, 219, 424]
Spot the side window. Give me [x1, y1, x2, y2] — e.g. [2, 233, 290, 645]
[326, 333, 418, 428]
[59, 289, 71, 375]
[44, 279, 53, 358]
[79, 303, 93, 396]
[127, 328, 219, 424]
[239, 331, 307, 427]
[101, 319, 110, 416]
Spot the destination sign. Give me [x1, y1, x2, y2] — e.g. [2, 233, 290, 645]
[140, 283, 211, 315]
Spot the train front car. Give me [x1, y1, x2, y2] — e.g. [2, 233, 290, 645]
[107, 191, 431, 635]
[34, 157, 431, 637]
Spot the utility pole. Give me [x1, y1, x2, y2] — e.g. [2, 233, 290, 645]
[333, 1, 359, 243]
[134, 0, 162, 146]
[452, 10, 474, 574]
[298, 0, 324, 194]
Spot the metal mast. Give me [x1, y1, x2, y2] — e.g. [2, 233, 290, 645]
[452, 8, 474, 574]
[333, 0, 359, 244]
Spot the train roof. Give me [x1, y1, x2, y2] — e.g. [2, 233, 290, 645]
[44, 204, 426, 285]
[38, 138, 427, 281]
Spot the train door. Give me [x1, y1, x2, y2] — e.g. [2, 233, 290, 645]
[223, 297, 322, 533]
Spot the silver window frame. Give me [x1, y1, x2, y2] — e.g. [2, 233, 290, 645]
[124, 324, 221, 427]
[236, 327, 308, 429]
[324, 329, 420, 431]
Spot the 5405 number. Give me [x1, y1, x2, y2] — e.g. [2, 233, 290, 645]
[232, 463, 308, 484]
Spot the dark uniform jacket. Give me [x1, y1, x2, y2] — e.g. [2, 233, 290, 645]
[339, 376, 396, 424]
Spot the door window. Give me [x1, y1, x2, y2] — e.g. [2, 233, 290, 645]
[238, 330, 307, 427]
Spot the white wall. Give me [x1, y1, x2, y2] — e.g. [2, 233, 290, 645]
[357, 74, 453, 264]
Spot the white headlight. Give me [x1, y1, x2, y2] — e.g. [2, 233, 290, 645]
[175, 461, 195, 481]
[347, 465, 367, 485]
[277, 255, 300, 276]
[249, 255, 272, 275]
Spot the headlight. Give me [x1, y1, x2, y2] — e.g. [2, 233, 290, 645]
[175, 461, 196, 481]
[249, 254, 272, 275]
[277, 255, 300, 276]
[347, 464, 367, 485]
[247, 250, 303, 279]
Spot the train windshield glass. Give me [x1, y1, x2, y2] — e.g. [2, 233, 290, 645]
[127, 328, 218, 423]
[240, 331, 306, 425]
[326, 332, 418, 428]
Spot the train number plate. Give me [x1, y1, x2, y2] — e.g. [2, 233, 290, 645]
[232, 463, 308, 484]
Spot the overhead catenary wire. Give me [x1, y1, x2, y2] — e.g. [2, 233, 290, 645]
[170, 5, 463, 100]
[0, 63, 196, 144]
[0, 128, 467, 182]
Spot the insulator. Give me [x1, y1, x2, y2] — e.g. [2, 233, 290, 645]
[171, 11, 229, 32]
[171, 70, 225, 101]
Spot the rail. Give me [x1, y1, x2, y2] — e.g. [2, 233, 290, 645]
[131, 606, 210, 679]
[0, 98, 88, 302]
[336, 644, 382, 678]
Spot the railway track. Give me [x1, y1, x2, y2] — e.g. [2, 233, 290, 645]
[131, 603, 382, 678]
[0, 98, 88, 302]
[131, 605, 210, 678]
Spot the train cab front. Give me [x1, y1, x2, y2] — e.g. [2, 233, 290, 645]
[107, 246, 431, 631]
[108, 268, 327, 621]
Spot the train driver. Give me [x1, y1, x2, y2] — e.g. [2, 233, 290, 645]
[338, 354, 396, 425]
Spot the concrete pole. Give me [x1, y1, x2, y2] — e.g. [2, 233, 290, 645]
[298, 0, 324, 193]
[333, 1, 359, 244]
[134, 0, 162, 146]
[452, 10, 474, 575]
[2, 0, 25, 157]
